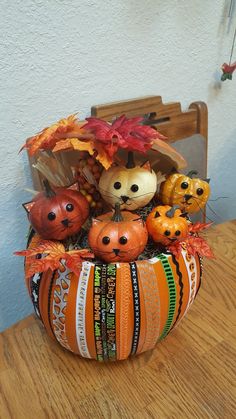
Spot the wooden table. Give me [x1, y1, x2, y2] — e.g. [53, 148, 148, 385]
[1, 221, 236, 418]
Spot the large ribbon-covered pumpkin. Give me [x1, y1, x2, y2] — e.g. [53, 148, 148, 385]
[25, 232, 202, 361]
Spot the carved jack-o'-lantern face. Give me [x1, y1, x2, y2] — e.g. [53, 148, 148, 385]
[23, 180, 89, 240]
[160, 171, 210, 213]
[98, 152, 157, 210]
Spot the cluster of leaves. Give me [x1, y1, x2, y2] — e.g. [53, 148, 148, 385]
[20, 114, 92, 157]
[20, 113, 168, 169]
[167, 222, 215, 259]
[15, 240, 94, 278]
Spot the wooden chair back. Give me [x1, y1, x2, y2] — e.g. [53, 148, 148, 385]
[28, 95, 208, 221]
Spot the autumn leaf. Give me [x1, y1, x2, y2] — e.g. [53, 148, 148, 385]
[167, 241, 183, 258]
[188, 222, 213, 234]
[15, 240, 65, 258]
[53, 137, 113, 170]
[20, 114, 91, 156]
[167, 231, 214, 259]
[15, 240, 94, 278]
[53, 137, 95, 154]
[84, 115, 165, 155]
[65, 249, 94, 275]
[186, 236, 215, 258]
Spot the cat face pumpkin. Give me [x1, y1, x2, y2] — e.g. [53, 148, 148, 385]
[88, 204, 148, 262]
[160, 170, 210, 213]
[98, 156, 157, 210]
[23, 181, 89, 240]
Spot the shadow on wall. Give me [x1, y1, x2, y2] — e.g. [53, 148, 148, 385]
[0, 161, 33, 332]
[207, 131, 236, 223]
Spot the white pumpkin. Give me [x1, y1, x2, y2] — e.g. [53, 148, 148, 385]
[98, 153, 157, 210]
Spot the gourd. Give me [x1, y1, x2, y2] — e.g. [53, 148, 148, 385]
[159, 171, 210, 213]
[98, 152, 157, 210]
[146, 205, 189, 245]
[23, 180, 89, 240]
[88, 203, 148, 262]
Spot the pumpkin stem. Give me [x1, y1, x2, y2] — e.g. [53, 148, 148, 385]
[43, 179, 56, 198]
[187, 170, 198, 178]
[111, 203, 123, 222]
[166, 205, 179, 218]
[126, 151, 135, 169]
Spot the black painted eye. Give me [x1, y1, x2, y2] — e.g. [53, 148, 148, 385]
[181, 182, 189, 189]
[66, 203, 74, 212]
[175, 230, 181, 236]
[114, 182, 121, 190]
[48, 212, 56, 221]
[131, 184, 139, 193]
[102, 236, 110, 245]
[164, 230, 171, 236]
[196, 188, 204, 196]
[119, 236, 127, 245]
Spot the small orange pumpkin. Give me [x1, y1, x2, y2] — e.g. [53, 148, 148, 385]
[146, 205, 189, 245]
[23, 180, 89, 240]
[159, 171, 210, 213]
[88, 203, 148, 262]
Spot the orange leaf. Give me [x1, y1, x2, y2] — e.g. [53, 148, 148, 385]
[167, 241, 183, 258]
[15, 241, 94, 278]
[15, 240, 66, 258]
[26, 258, 65, 278]
[188, 222, 213, 234]
[20, 114, 89, 156]
[186, 236, 215, 258]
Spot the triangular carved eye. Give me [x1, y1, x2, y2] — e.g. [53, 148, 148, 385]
[154, 211, 161, 218]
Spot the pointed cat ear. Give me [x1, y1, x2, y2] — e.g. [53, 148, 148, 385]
[140, 160, 152, 172]
[22, 201, 35, 213]
[204, 178, 211, 183]
[92, 218, 102, 226]
[67, 182, 79, 191]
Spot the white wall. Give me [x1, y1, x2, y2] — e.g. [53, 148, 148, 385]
[0, 0, 235, 331]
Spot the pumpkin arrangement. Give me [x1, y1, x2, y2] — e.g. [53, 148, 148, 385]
[15, 112, 214, 361]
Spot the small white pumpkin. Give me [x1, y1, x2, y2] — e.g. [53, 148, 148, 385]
[98, 152, 157, 210]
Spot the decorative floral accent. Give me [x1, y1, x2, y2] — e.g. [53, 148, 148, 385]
[84, 115, 166, 155]
[15, 240, 94, 278]
[167, 221, 214, 259]
[21, 112, 187, 170]
[20, 114, 92, 156]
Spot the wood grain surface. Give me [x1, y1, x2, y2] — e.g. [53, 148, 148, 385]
[1, 221, 236, 419]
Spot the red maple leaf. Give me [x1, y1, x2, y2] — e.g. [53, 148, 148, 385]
[84, 115, 165, 156]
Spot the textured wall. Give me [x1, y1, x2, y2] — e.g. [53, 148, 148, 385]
[0, 0, 235, 331]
